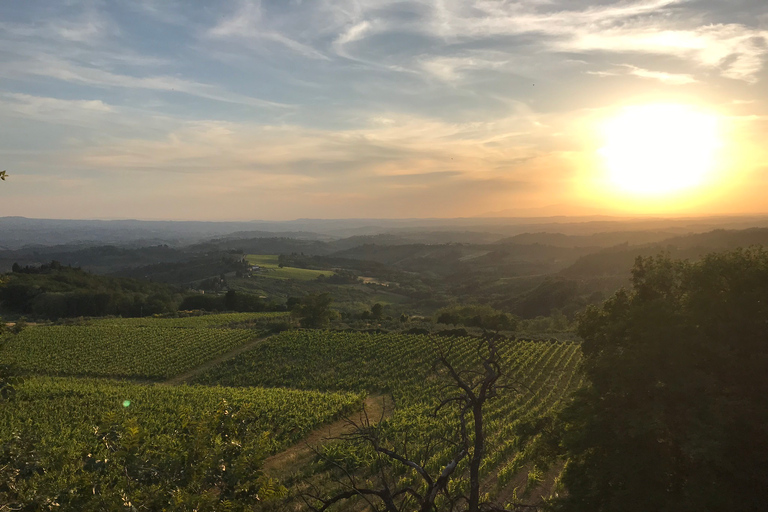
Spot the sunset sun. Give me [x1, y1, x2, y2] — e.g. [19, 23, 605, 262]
[599, 104, 721, 196]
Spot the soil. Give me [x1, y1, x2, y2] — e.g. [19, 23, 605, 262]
[161, 333, 269, 385]
[263, 395, 394, 481]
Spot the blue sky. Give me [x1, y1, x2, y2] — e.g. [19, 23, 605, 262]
[1, 0, 766, 220]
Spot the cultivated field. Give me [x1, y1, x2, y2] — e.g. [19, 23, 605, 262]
[246, 254, 334, 280]
[1, 316, 583, 509]
[195, 331, 583, 506]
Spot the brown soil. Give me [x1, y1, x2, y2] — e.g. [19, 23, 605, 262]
[263, 395, 394, 481]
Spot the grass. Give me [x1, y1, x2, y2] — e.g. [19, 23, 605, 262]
[246, 254, 334, 281]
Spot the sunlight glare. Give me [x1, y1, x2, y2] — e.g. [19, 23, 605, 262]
[599, 104, 721, 195]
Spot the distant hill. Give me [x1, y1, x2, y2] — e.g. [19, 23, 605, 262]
[561, 228, 768, 279]
[496, 230, 680, 248]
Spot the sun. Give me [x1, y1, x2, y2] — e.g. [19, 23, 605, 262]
[598, 104, 721, 196]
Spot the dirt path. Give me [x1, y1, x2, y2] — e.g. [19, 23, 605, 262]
[161, 334, 269, 386]
[263, 395, 394, 481]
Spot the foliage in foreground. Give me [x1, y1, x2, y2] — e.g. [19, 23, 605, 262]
[2, 400, 284, 511]
[532, 250, 768, 512]
[0, 377, 362, 511]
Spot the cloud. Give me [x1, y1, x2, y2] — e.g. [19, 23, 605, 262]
[0, 93, 113, 128]
[333, 21, 373, 58]
[568, 24, 768, 83]
[207, 1, 329, 60]
[65, 112, 561, 189]
[625, 66, 697, 85]
[420, 54, 509, 81]
[313, 0, 768, 83]
[0, 57, 291, 109]
[588, 64, 698, 85]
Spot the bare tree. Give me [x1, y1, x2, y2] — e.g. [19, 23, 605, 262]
[301, 336, 539, 512]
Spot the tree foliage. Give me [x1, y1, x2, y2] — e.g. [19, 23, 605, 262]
[549, 250, 768, 512]
[1, 400, 285, 511]
[292, 293, 337, 328]
[436, 304, 518, 332]
[1, 263, 181, 319]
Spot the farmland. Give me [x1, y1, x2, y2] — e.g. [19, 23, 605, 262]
[195, 331, 583, 503]
[2, 376, 363, 450]
[0, 376, 363, 508]
[0, 303, 586, 509]
[246, 254, 334, 280]
[2, 319, 268, 379]
[90, 311, 289, 328]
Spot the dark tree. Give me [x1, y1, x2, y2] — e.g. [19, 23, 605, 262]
[371, 303, 384, 320]
[549, 250, 768, 512]
[293, 293, 336, 329]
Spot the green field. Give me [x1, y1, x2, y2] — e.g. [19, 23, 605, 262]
[0, 376, 363, 507]
[2, 376, 362, 450]
[1, 319, 584, 508]
[1, 324, 259, 379]
[246, 254, 334, 281]
[195, 330, 583, 501]
[90, 311, 289, 328]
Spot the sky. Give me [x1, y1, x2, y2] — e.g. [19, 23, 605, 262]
[0, 0, 767, 221]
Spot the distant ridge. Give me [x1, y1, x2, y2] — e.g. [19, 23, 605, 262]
[3, 215, 768, 250]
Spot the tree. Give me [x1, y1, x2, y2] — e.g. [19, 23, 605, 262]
[371, 303, 384, 320]
[0, 170, 7, 181]
[546, 250, 768, 512]
[302, 337, 529, 512]
[435, 305, 518, 333]
[293, 293, 336, 328]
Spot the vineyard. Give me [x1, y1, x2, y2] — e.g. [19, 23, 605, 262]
[1, 324, 260, 378]
[1, 323, 584, 509]
[0, 376, 363, 507]
[1, 376, 363, 450]
[195, 331, 584, 506]
[90, 311, 290, 328]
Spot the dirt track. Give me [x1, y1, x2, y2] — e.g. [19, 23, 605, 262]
[263, 395, 394, 480]
[161, 334, 268, 385]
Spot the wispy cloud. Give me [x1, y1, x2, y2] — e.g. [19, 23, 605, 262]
[314, 0, 768, 83]
[0, 93, 113, 128]
[589, 65, 698, 85]
[0, 57, 291, 109]
[207, 1, 329, 60]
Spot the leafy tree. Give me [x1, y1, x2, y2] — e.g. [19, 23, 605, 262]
[370, 303, 384, 320]
[435, 305, 517, 333]
[292, 293, 336, 328]
[546, 250, 768, 512]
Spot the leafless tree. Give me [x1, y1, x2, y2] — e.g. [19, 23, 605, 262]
[300, 336, 540, 512]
